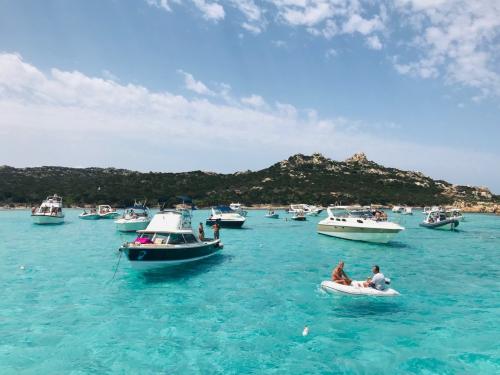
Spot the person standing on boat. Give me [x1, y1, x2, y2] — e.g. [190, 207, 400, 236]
[213, 222, 220, 240]
[198, 223, 205, 241]
[363, 265, 385, 290]
[331, 261, 351, 285]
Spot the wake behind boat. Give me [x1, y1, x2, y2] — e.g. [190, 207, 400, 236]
[31, 194, 65, 225]
[119, 209, 222, 270]
[317, 206, 404, 243]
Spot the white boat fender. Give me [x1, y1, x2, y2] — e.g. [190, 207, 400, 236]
[302, 326, 309, 336]
[385, 278, 391, 285]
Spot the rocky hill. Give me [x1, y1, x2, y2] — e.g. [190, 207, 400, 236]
[0, 153, 496, 207]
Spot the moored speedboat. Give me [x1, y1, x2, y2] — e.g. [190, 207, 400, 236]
[265, 209, 279, 219]
[97, 205, 119, 219]
[206, 206, 246, 228]
[446, 208, 465, 222]
[79, 208, 100, 220]
[420, 209, 459, 230]
[115, 204, 151, 232]
[288, 204, 323, 216]
[229, 202, 248, 217]
[291, 209, 306, 221]
[401, 206, 413, 215]
[119, 209, 222, 270]
[317, 207, 404, 244]
[392, 205, 403, 213]
[31, 194, 65, 225]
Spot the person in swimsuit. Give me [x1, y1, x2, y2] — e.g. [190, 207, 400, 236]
[331, 261, 351, 285]
[198, 223, 205, 241]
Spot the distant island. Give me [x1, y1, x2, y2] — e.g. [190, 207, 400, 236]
[1, 153, 498, 211]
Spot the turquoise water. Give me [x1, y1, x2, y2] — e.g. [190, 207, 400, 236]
[1, 209, 499, 374]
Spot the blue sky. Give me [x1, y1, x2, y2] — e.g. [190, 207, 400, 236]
[0, 0, 499, 192]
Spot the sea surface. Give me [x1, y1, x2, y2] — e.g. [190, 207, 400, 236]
[0, 209, 499, 374]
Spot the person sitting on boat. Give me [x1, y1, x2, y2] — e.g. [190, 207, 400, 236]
[198, 223, 205, 241]
[363, 265, 385, 290]
[331, 261, 351, 285]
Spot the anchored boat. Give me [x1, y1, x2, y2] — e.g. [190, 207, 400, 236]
[229, 202, 248, 217]
[420, 209, 459, 230]
[97, 205, 119, 219]
[31, 194, 65, 225]
[317, 206, 404, 244]
[265, 209, 279, 219]
[206, 206, 246, 228]
[115, 204, 151, 232]
[120, 209, 223, 270]
[79, 208, 100, 220]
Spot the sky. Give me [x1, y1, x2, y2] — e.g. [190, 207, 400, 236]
[0, 0, 499, 192]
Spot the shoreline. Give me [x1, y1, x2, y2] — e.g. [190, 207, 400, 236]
[2, 203, 499, 215]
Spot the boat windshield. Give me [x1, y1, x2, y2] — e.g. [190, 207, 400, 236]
[349, 210, 374, 219]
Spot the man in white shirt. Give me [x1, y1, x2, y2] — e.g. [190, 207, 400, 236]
[363, 265, 385, 290]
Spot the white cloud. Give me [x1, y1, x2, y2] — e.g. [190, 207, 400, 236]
[177, 69, 215, 96]
[271, 40, 287, 48]
[325, 48, 338, 59]
[392, 0, 500, 97]
[1, 52, 499, 190]
[146, 0, 175, 12]
[242, 22, 262, 34]
[365, 35, 382, 50]
[342, 14, 384, 35]
[241, 94, 266, 107]
[192, 0, 225, 21]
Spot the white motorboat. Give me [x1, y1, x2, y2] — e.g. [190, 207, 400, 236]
[115, 204, 151, 232]
[229, 202, 248, 217]
[206, 206, 246, 228]
[31, 194, 65, 225]
[446, 208, 465, 222]
[265, 209, 279, 219]
[422, 206, 440, 214]
[97, 205, 119, 219]
[420, 209, 459, 230]
[119, 209, 222, 270]
[79, 208, 100, 220]
[317, 207, 404, 244]
[392, 205, 403, 213]
[288, 204, 323, 216]
[291, 209, 306, 221]
[401, 207, 413, 215]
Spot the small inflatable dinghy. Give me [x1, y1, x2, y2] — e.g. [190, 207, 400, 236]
[321, 280, 400, 297]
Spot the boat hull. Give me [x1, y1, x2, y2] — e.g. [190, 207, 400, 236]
[79, 214, 100, 220]
[291, 216, 306, 221]
[115, 220, 151, 232]
[321, 280, 399, 297]
[100, 212, 120, 219]
[206, 219, 245, 228]
[265, 214, 279, 219]
[420, 219, 459, 230]
[317, 223, 401, 244]
[31, 214, 64, 225]
[121, 241, 222, 270]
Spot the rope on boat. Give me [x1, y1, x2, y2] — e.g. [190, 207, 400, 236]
[108, 250, 123, 284]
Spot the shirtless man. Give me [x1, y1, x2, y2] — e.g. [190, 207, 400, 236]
[331, 261, 351, 285]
